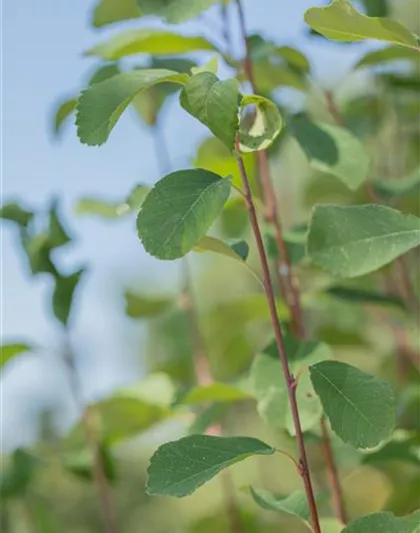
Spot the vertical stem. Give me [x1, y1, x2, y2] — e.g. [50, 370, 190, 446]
[234, 0, 346, 524]
[236, 146, 322, 533]
[63, 341, 118, 533]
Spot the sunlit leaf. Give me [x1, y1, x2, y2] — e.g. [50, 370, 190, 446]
[178, 383, 252, 405]
[1, 343, 33, 369]
[137, 169, 231, 260]
[239, 94, 283, 153]
[304, 0, 418, 49]
[125, 291, 173, 318]
[310, 361, 396, 449]
[136, 0, 220, 24]
[307, 204, 420, 277]
[91, 0, 141, 27]
[146, 435, 275, 497]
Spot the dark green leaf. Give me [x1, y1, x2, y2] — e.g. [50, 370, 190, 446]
[61, 444, 116, 483]
[91, 0, 141, 27]
[48, 201, 72, 248]
[125, 291, 173, 318]
[1, 343, 33, 369]
[52, 269, 84, 326]
[0, 203, 33, 227]
[53, 98, 77, 137]
[136, 0, 220, 24]
[342, 510, 420, 533]
[21, 232, 58, 276]
[289, 114, 370, 190]
[0, 449, 39, 499]
[265, 226, 307, 265]
[249, 487, 309, 524]
[304, 0, 418, 48]
[326, 286, 406, 310]
[310, 361, 396, 449]
[239, 94, 283, 152]
[137, 169, 231, 260]
[76, 69, 188, 146]
[307, 204, 420, 277]
[361, 0, 388, 17]
[362, 432, 420, 467]
[146, 435, 275, 497]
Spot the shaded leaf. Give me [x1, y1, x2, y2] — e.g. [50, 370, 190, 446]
[310, 361, 396, 449]
[1, 343, 33, 369]
[91, 0, 140, 27]
[52, 269, 84, 326]
[372, 167, 420, 200]
[61, 444, 116, 483]
[136, 0, 220, 24]
[137, 169, 231, 260]
[86, 30, 217, 60]
[0, 449, 39, 499]
[249, 487, 309, 524]
[239, 94, 283, 152]
[76, 69, 188, 146]
[178, 383, 252, 405]
[362, 431, 420, 467]
[146, 435, 275, 497]
[194, 236, 249, 262]
[355, 45, 420, 69]
[342, 510, 420, 533]
[304, 0, 418, 48]
[361, 0, 388, 17]
[289, 115, 370, 190]
[326, 285, 406, 310]
[307, 204, 420, 277]
[0, 203, 33, 227]
[188, 404, 227, 435]
[247, 61, 309, 93]
[53, 98, 77, 137]
[125, 291, 173, 318]
[265, 225, 307, 266]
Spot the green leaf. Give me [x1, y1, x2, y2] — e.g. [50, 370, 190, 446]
[86, 30, 217, 60]
[326, 285, 406, 310]
[21, 233, 58, 276]
[362, 0, 388, 17]
[362, 431, 420, 467]
[310, 361, 396, 449]
[355, 45, 420, 69]
[61, 445, 116, 483]
[265, 225, 307, 266]
[249, 487, 309, 524]
[0, 449, 39, 499]
[307, 204, 420, 278]
[342, 510, 420, 533]
[180, 73, 240, 149]
[136, 0, 220, 24]
[372, 167, 420, 200]
[246, 61, 309, 93]
[91, 0, 141, 27]
[76, 69, 188, 146]
[191, 56, 219, 76]
[289, 115, 370, 190]
[88, 63, 120, 86]
[239, 95, 283, 153]
[304, 0, 418, 49]
[52, 269, 84, 326]
[251, 337, 332, 434]
[0, 203, 33, 227]
[125, 291, 173, 318]
[1, 343, 33, 369]
[188, 404, 227, 435]
[146, 435, 275, 497]
[48, 201, 72, 248]
[75, 185, 150, 219]
[194, 236, 249, 262]
[178, 383, 252, 405]
[53, 98, 77, 137]
[137, 169, 231, 260]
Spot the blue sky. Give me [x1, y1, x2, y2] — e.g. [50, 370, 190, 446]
[1, 0, 370, 449]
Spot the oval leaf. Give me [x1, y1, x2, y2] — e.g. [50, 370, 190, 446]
[146, 435, 275, 497]
[310, 361, 396, 449]
[239, 95, 283, 153]
[304, 0, 418, 49]
[76, 69, 188, 146]
[136, 0, 220, 24]
[249, 487, 310, 524]
[342, 510, 420, 533]
[137, 169, 231, 260]
[289, 115, 370, 190]
[307, 204, 420, 277]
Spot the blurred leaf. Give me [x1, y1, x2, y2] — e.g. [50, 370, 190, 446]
[372, 167, 420, 200]
[251, 337, 332, 434]
[220, 196, 248, 238]
[180, 72, 240, 149]
[289, 115, 370, 190]
[304, 0, 418, 49]
[239, 94, 283, 153]
[377, 72, 420, 91]
[194, 235, 250, 263]
[343, 94, 382, 137]
[355, 45, 420, 68]
[86, 30, 217, 60]
[310, 361, 396, 449]
[53, 98, 77, 137]
[326, 285, 406, 310]
[61, 444, 116, 483]
[48, 201, 72, 248]
[137, 169, 231, 260]
[362, 431, 420, 466]
[274, 45, 311, 73]
[191, 56, 219, 76]
[52, 269, 84, 326]
[125, 291, 173, 318]
[178, 383, 252, 405]
[0, 449, 39, 499]
[265, 225, 307, 265]
[361, 0, 388, 17]
[1, 343, 33, 369]
[249, 487, 309, 525]
[246, 61, 309, 93]
[307, 204, 420, 278]
[188, 404, 227, 435]
[0, 202, 33, 227]
[76, 69, 188, 146]
[91, 0, 141, 27]
[136, 0, 220, 24]
[88, 63, 120, 86]
[342, 510, 420, 532]
[21, 232, 58, 276]
[146, 435, 275, 497]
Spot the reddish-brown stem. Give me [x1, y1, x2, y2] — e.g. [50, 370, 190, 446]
[235, 144, 321, 533]
[324, 90, 344, 126]
[234, 0, 346, 524]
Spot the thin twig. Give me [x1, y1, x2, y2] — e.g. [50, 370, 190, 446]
[235, 142, 321, 533]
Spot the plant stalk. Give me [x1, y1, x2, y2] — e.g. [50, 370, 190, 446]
[235, 144, 322, 533]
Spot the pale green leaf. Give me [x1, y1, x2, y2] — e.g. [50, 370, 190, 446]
[246, 61, 309, 93]
[304, 0, 418, 49]
[137, 169, 231, 260]
[191, 56, 219, 76]
[356, 45, 420, 68]
[310, 361, 396, 449]
[180, 72, 240, 149]
[136, 0, 220, 24]
[1, 344, 33, 369]
[249, 487, 310, 525]
[76, 69, 188, 146]
[86, 29, 217, 60]
[290, 115, 370, 190]
[362, 431, 420, 467]
[372, 167, 420, 199]
[307, 204, 420, 277]
[75, 185, 150, 219]
[146, 435, 275, 497]
[61, 445, 116, 483]
[53, 99, 77, 137]
[194, 236, 248, 261]
[88, 63, 120, 86]
[188, 404, 227, 435]
[275, 45, 311, 73]
[251, 337, 332, 434]
[52, 269, 85, 326]
[239, 94, 283, 153]
[178, 383, 252, 405]
[342, 510, 420, 533]
[91, 0, 140, 27]
[125, 291, 173, 318]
